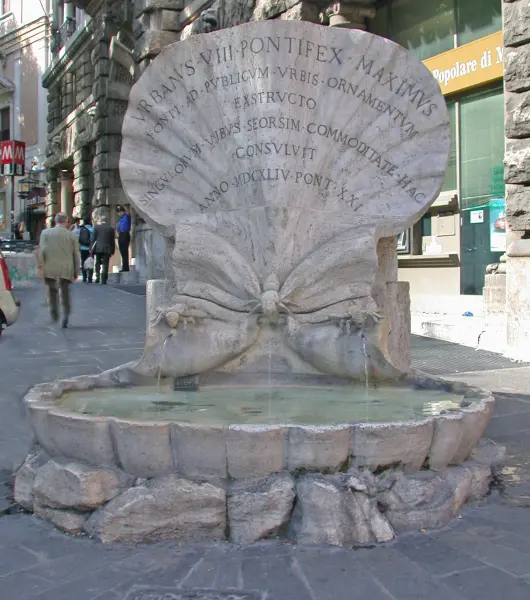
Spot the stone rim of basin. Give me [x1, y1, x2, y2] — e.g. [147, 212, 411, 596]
[23, 367, 495, 480]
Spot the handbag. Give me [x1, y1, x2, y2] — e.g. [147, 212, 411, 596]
[84, 256, 94, 270]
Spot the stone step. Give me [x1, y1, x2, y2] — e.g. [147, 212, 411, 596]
[108, 269, 140, 285]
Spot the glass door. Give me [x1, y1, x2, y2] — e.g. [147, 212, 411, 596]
[459, 88, 505, 295]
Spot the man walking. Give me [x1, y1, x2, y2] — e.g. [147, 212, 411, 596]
[116, 205, 131, 272]
[37, 213, 80, 328]
[92, 214, 115, 285]
[78, 219, 94, 283]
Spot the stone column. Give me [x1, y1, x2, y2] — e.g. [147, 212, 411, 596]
[503, 0, 530, 360]
[46, 168, 60, 226]
[60, 171, 74, 216]
[320, 3, 376, 29]
[73, 147, 92, 220]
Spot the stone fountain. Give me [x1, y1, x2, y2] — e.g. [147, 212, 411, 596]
[15, 21, 503, 546]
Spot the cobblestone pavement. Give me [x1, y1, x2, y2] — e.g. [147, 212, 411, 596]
[1, 283, 529, 600]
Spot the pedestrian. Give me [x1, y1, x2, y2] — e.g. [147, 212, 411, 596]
[70, 217, 80, 233]
[78, 219, 94, 283]
[37, 212, 80, 328]
[92, 214, 115, 285]
[116, 205, 131, 272]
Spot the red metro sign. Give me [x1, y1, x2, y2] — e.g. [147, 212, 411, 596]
[1, 140, 25, 176]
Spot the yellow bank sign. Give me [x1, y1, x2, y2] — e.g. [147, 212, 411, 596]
[423, 31, 503, 95]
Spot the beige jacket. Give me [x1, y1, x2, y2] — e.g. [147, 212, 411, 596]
[38, 226, 80, 281]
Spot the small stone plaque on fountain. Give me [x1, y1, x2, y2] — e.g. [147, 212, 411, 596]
[120, 21, 450, 381]
[174, 374, 200, 390]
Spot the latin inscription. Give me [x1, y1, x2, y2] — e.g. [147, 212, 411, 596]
[125, 28, 445, 215]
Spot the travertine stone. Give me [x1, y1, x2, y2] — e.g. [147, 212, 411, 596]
[470, 438, 506, 475]
[111, 419, 174, 477]
[227, 473, 295, 543]
[85, 474, 226, 543]
[452, 398, 495, 463]
[455, 463, 492, 501]
[506, 184, 530, 231]
[505, 91, 530, 138]
[252, 0, 302, 20]
[294, 474, 394, 546]
[154, 9, 181, 31]
[121, 21, 449, 382]
[352, 420, 434, 472]
[33, 503, 88, 533]
[504, 46, 530, 92]
[287, 425, 351, 472]
[27, 403, 58, 456]
[47, 409, 117, 468]
[383, 281, 411, 372]
[33, 459, 133, 511]
[505, 139, 530, 184]
[377, 467, 478, 532]
[135, 29, 180, 60]
[73, 161, 92, 178]
[280, 2, 320, 22]
[135, 0, 184, 18]
[171, 422, 228, 480]
[227, 425, 287, 479]
[504, 0, 530, 47]
[506, 253, 530, 361]
[14, 446, 49, 511]
[507, 210, 530, 231]
[429, 412, 464, 470]
[506, 183, 530, 214]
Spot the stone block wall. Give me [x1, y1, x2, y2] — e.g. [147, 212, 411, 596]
[503, 0, 530, 360]
[504, 0, 530, 233]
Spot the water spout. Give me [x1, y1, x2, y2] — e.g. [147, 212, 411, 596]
[157, 333, 173, 395]
[361, 332, 369, 390]
[361, 332, 369, 420]
[267, 332, 273, 422]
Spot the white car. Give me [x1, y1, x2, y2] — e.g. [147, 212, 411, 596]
[0, 250, 20, 335]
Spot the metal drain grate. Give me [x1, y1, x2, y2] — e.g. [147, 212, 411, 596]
[411, 335, 528, 375]
[124, 587, 263, 600]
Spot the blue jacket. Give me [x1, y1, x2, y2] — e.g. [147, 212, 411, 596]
[117, 214, 131, 234]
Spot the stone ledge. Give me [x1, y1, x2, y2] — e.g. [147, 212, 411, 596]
[23, 369, 496, 481]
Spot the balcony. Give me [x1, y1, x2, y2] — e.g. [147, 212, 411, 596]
[51, 18, 77, 56]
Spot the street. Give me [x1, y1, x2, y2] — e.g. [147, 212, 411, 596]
[1, 283, 530, 600]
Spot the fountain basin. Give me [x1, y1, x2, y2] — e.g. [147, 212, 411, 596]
[14, 366, 504, 546]
[23, 368, 494, 480]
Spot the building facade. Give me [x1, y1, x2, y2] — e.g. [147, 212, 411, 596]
[367, 1, 505, 311]
[41, 0, 381, 279]
[0, 0, 50, 240]
[42, 0, 530, 359]
[366, 0, 530, 360]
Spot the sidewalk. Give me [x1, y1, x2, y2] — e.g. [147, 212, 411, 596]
[1, 283, 529, 600]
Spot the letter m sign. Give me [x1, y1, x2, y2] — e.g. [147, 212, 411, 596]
[1, 140, 25, 176]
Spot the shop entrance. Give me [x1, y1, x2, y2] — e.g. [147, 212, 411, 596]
[459, 89, 505, 296]
[460, 206, 504, 295]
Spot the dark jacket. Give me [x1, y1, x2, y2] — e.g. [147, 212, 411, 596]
[92, 223, 115, 256]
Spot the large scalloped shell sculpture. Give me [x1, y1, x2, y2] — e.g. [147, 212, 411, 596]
[120, 21, 450, 239]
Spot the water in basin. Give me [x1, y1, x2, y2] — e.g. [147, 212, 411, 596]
[57, 384, 465, 425]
